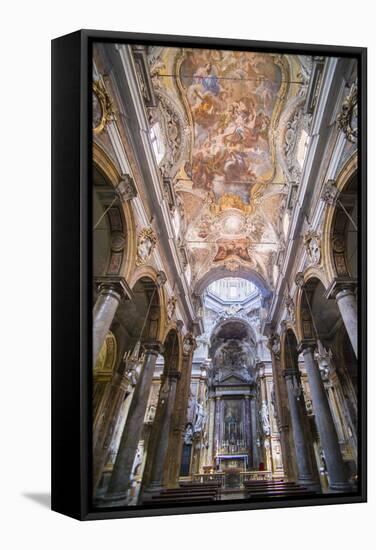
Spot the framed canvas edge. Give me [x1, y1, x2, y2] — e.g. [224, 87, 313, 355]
[51, 29, 367, 521]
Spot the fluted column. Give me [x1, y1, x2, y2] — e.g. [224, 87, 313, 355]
[300, 342, 350, 490]
[106, 340, 163, 502]
[283, 369, 315, 485]
[244, 396, 252, 457]
[163, 333, 196, 487]
[214, 396, 222, 456]
[206, 396, 216, 467]
[93, 277, 132, 364]
[92, 368, 130, 492]
[250, 397, 259, 468]
[326, 279, 357, 357]
[144, 371, 181, 492]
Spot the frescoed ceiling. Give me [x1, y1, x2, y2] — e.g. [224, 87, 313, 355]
[147, 47, 311, 292]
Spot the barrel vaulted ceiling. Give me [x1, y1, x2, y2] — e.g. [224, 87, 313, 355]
[146, 47, 312, 292]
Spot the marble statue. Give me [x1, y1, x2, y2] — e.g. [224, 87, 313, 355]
[194, 401, 205, 433]
[260, 401, 271, 436]
[184, 423, 193, 445]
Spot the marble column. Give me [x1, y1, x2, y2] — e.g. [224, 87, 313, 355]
[244, 396, 252, 458]
[106, 340, 163, 502]
[283, 369, 315, 485]
[250, 397, 259, 468]
[214, 396, 222, 458]
[93, 277, 131, 364]
[300, 342, 350, 490]
[164, 334, 196, 487]
[326, 279, 357, 358]
[206, 396, 216, 467]
[92, 369, 130, 492]
[144, 371, 181, 492]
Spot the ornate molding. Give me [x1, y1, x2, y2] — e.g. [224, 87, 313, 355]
[321, 179, 338, 206]
[92, 79, 115, 134]
[267, 332, 281, 359]
[166, 295, 177, 321]
[337, 82, 358, 143]
[295, 271, 305, 288]
[136, 227, 157, 266]
[304, 229, 321, 266]
[183, 333, 197, 356]
[116, 174, 137, 203]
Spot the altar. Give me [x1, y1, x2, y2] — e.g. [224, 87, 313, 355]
[216, 453, 249, 471]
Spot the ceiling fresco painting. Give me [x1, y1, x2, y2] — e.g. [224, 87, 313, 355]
[179, 50, 283, 201]
[148, 48, 309, 291]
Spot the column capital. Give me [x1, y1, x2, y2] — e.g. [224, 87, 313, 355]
[142, 340, 164, 356]
[95, 276, 133, 301]
[167, 370, 181, 381]
[297, 339, 317, 354]
[325, 277, 357, 300]
[283, 367, 300, 380]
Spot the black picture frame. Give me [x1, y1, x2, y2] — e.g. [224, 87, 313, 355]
[51, 29, 367, 521]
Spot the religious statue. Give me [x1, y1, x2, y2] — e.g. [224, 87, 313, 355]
[145, 403, 156, 423]
[260, 400, 271, 436]
[184, 423, 193, 445]
[136, 227, 157, 266]
[267, 332, 280, 359]
[167, 295, 177, 321]
[314, 340, 333, 382]
[193, 401, 205, 434]
[183, 333, 197, 356]
[131, 442, 144, 479]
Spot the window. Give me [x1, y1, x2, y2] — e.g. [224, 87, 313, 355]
[149, 123, 165, 165]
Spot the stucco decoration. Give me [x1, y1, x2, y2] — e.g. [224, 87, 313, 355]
[148, 48, 310, 286]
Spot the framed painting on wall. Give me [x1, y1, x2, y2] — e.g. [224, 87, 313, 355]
[52, 29, 367, 520]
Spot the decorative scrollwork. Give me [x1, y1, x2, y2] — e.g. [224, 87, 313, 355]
[93, 80, 115, 134]
[136, 227, 157, 266]
[337, 83, 358, 143]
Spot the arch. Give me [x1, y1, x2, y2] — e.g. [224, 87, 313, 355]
[280, 327, 299, 373]
[93, 142, 137, 281]
[295, 271, 329, 343]
[130, 266, 167, 343]
[161, 328, 183, 375]
[210, 316, 257, 347]
[321, 153, 357, 283]
[194, 265, 272, 297]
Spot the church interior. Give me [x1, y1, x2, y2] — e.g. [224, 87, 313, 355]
[91, 42, 358, 508]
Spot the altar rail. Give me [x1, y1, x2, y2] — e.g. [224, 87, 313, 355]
[191, 471, 277, 486]
[192, 473, 225, 486]
[240, 471, 274, 482]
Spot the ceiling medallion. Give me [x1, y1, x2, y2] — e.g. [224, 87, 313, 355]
[220, 211, 245, 235]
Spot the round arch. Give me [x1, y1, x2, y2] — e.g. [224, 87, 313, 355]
[280, 325, 300, 373]
[93, 142, 137, 281]
[130, 266, 168, 343]
[295, 270, 330, 343]
[161, 327, 183, 375]
[194, 265, 272, 297]
[321, 153, 357, 283]
[210, 316, 257, 347]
